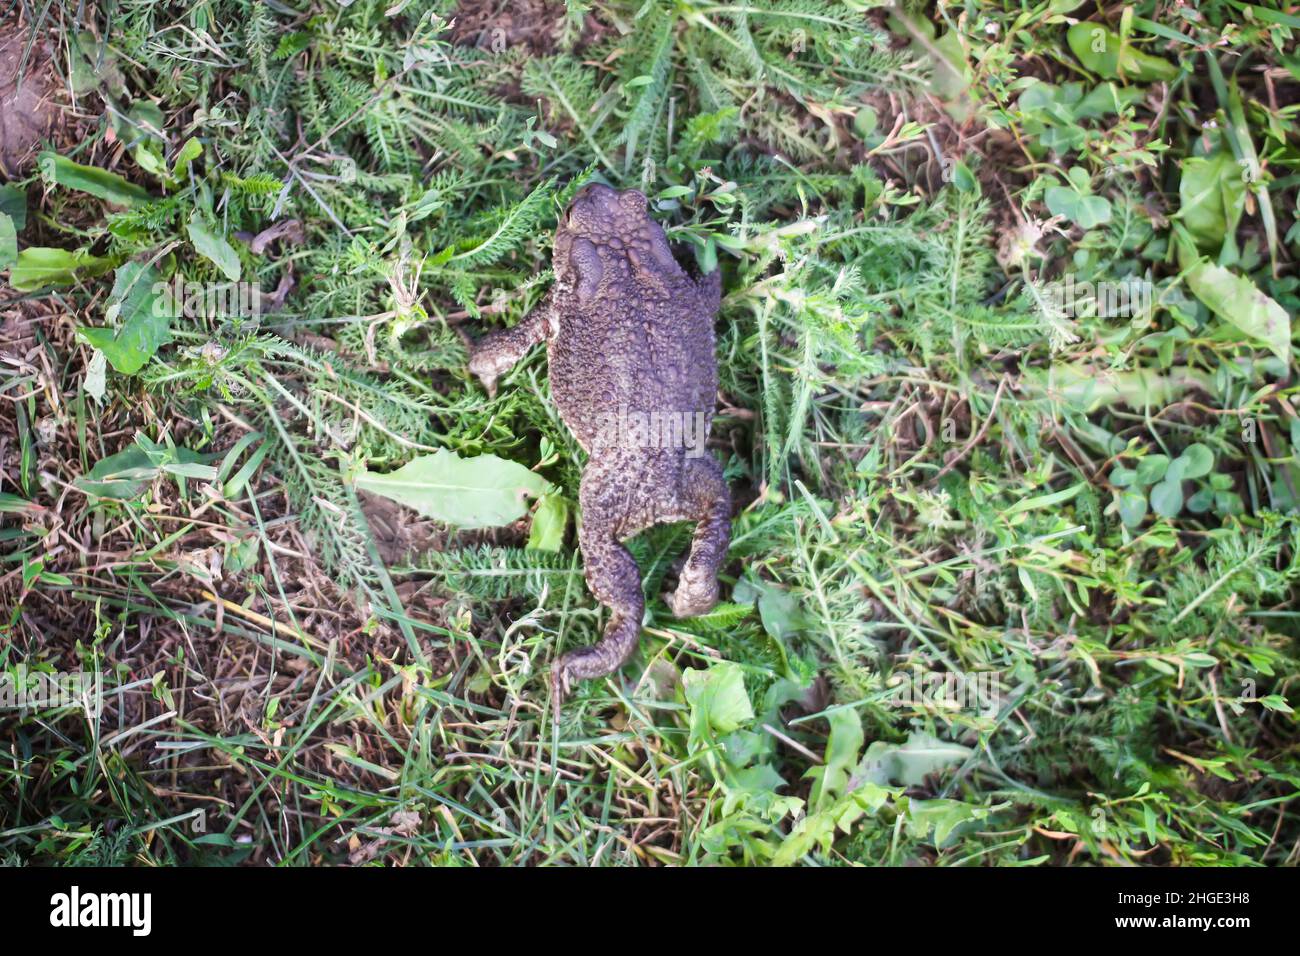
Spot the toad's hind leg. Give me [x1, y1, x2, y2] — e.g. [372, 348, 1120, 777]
[552, 469, 649, 708]
[664, 455, 731, 618]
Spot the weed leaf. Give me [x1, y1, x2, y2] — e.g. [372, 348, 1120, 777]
[355, 448, 553, 529]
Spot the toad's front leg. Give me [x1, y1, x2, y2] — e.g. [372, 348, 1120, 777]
[467, 295, 557, 397]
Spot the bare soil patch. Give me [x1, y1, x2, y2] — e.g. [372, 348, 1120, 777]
[0, 22, 60, 178]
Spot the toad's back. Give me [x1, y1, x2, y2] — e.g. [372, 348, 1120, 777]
[547, 265, 719, 452]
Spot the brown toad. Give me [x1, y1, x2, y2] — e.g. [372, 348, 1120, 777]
[468, 183, 730, 707]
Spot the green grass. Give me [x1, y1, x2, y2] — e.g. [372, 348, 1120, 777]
[1, 0, 1299, 866]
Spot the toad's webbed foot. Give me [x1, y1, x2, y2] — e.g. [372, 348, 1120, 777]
[662, 455, 730, 618]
